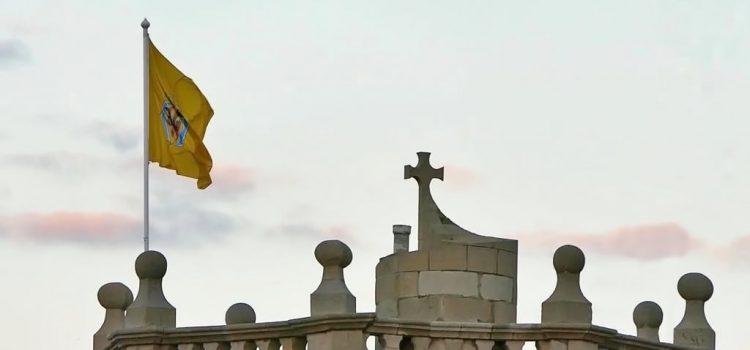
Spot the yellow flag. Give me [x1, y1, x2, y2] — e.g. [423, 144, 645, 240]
[148, 40, 213, 189]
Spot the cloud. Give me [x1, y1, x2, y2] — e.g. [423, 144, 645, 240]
[210, 165, 256, 194]
[150, 163, 256, 202]
[0, 39, 31, 66]
[266, 223, 354, 243]
[151, 204, 237, 244]
[3, 152, 138, 176]
[519, 222, 701, 260]
[0, 211, 138, 243]
[713, 235, 750, 266]
[444, 164, 480, 189]
[0, 205, 237, 246]
[82, 121, 139, 152]
[5, 152, 80, 172]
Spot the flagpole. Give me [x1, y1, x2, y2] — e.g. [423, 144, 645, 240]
[141, 18, 151, 252]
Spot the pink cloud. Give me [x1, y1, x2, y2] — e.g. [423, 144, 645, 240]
[210, 164, 255, 193]
[0, 211, 139, 242]
[444, 164, 480, 189]
[518, 222, 701, 260]
[713, 235, 750, 266]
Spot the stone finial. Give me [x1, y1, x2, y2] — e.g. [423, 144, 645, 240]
[125, 250, 176, 328]
[633, 301, 663, 342]
[310, 240, 356, 316]
[392, 224, 411, 253]
[94, 282, 133, 350]
[225, 303, 256, 325]
[541, 245, 592, 324]
[674, 272, 715, 350]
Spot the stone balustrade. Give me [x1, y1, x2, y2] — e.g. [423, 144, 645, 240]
[95, 242, 711, 350]
[103, 316, 695, 350]
[93, 151, 717, 350]
[93, 152, 721, 349]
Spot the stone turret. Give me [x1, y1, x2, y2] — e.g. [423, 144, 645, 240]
[376, 152, 518, 323]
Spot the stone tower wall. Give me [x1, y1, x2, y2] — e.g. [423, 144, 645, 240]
[376, 241, 518, 323]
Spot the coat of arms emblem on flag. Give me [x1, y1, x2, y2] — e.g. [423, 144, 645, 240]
[160, 99, 189, 147]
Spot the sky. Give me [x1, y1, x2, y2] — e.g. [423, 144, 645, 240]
[0, 1, 749, 348]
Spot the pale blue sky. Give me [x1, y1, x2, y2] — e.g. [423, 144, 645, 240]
[0, 1, 748, 348]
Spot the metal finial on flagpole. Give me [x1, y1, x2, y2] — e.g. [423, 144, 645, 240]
[142, 18, 151, 252]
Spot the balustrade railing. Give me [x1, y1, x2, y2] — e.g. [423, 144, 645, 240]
[96, 240, 714, 350]
[105, 314, 693, 350]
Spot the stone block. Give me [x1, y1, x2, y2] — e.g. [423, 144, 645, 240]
[376, 299, 398, 319]
[377, 271, 418, 305]
[567, 341, 597, 350]
[479, 274, 514, 301]
[492, 301, 517, 324]
[398, 272, 419, 297]
[497, 250, 517, 277]
[398, 250, 429, 272]
[376, 273, 397, 304]
[468, 246, 497, 274]
[310, 281, 356, 316]
[541, 300, 592, 324]
[376, 254, 399, 276]
[438, 295, 492, 322]
[418, 271, 478, 297]
[429, 244, 467, 271]
[398, 297, 441, 321]
[398, 295, 492, 322]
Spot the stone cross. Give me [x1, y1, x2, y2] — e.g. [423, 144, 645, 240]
[404, 152, 444, 249]
[404, 152, 444, 187]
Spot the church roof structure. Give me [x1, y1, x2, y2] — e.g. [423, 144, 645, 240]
[94, 152, 716, 350]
